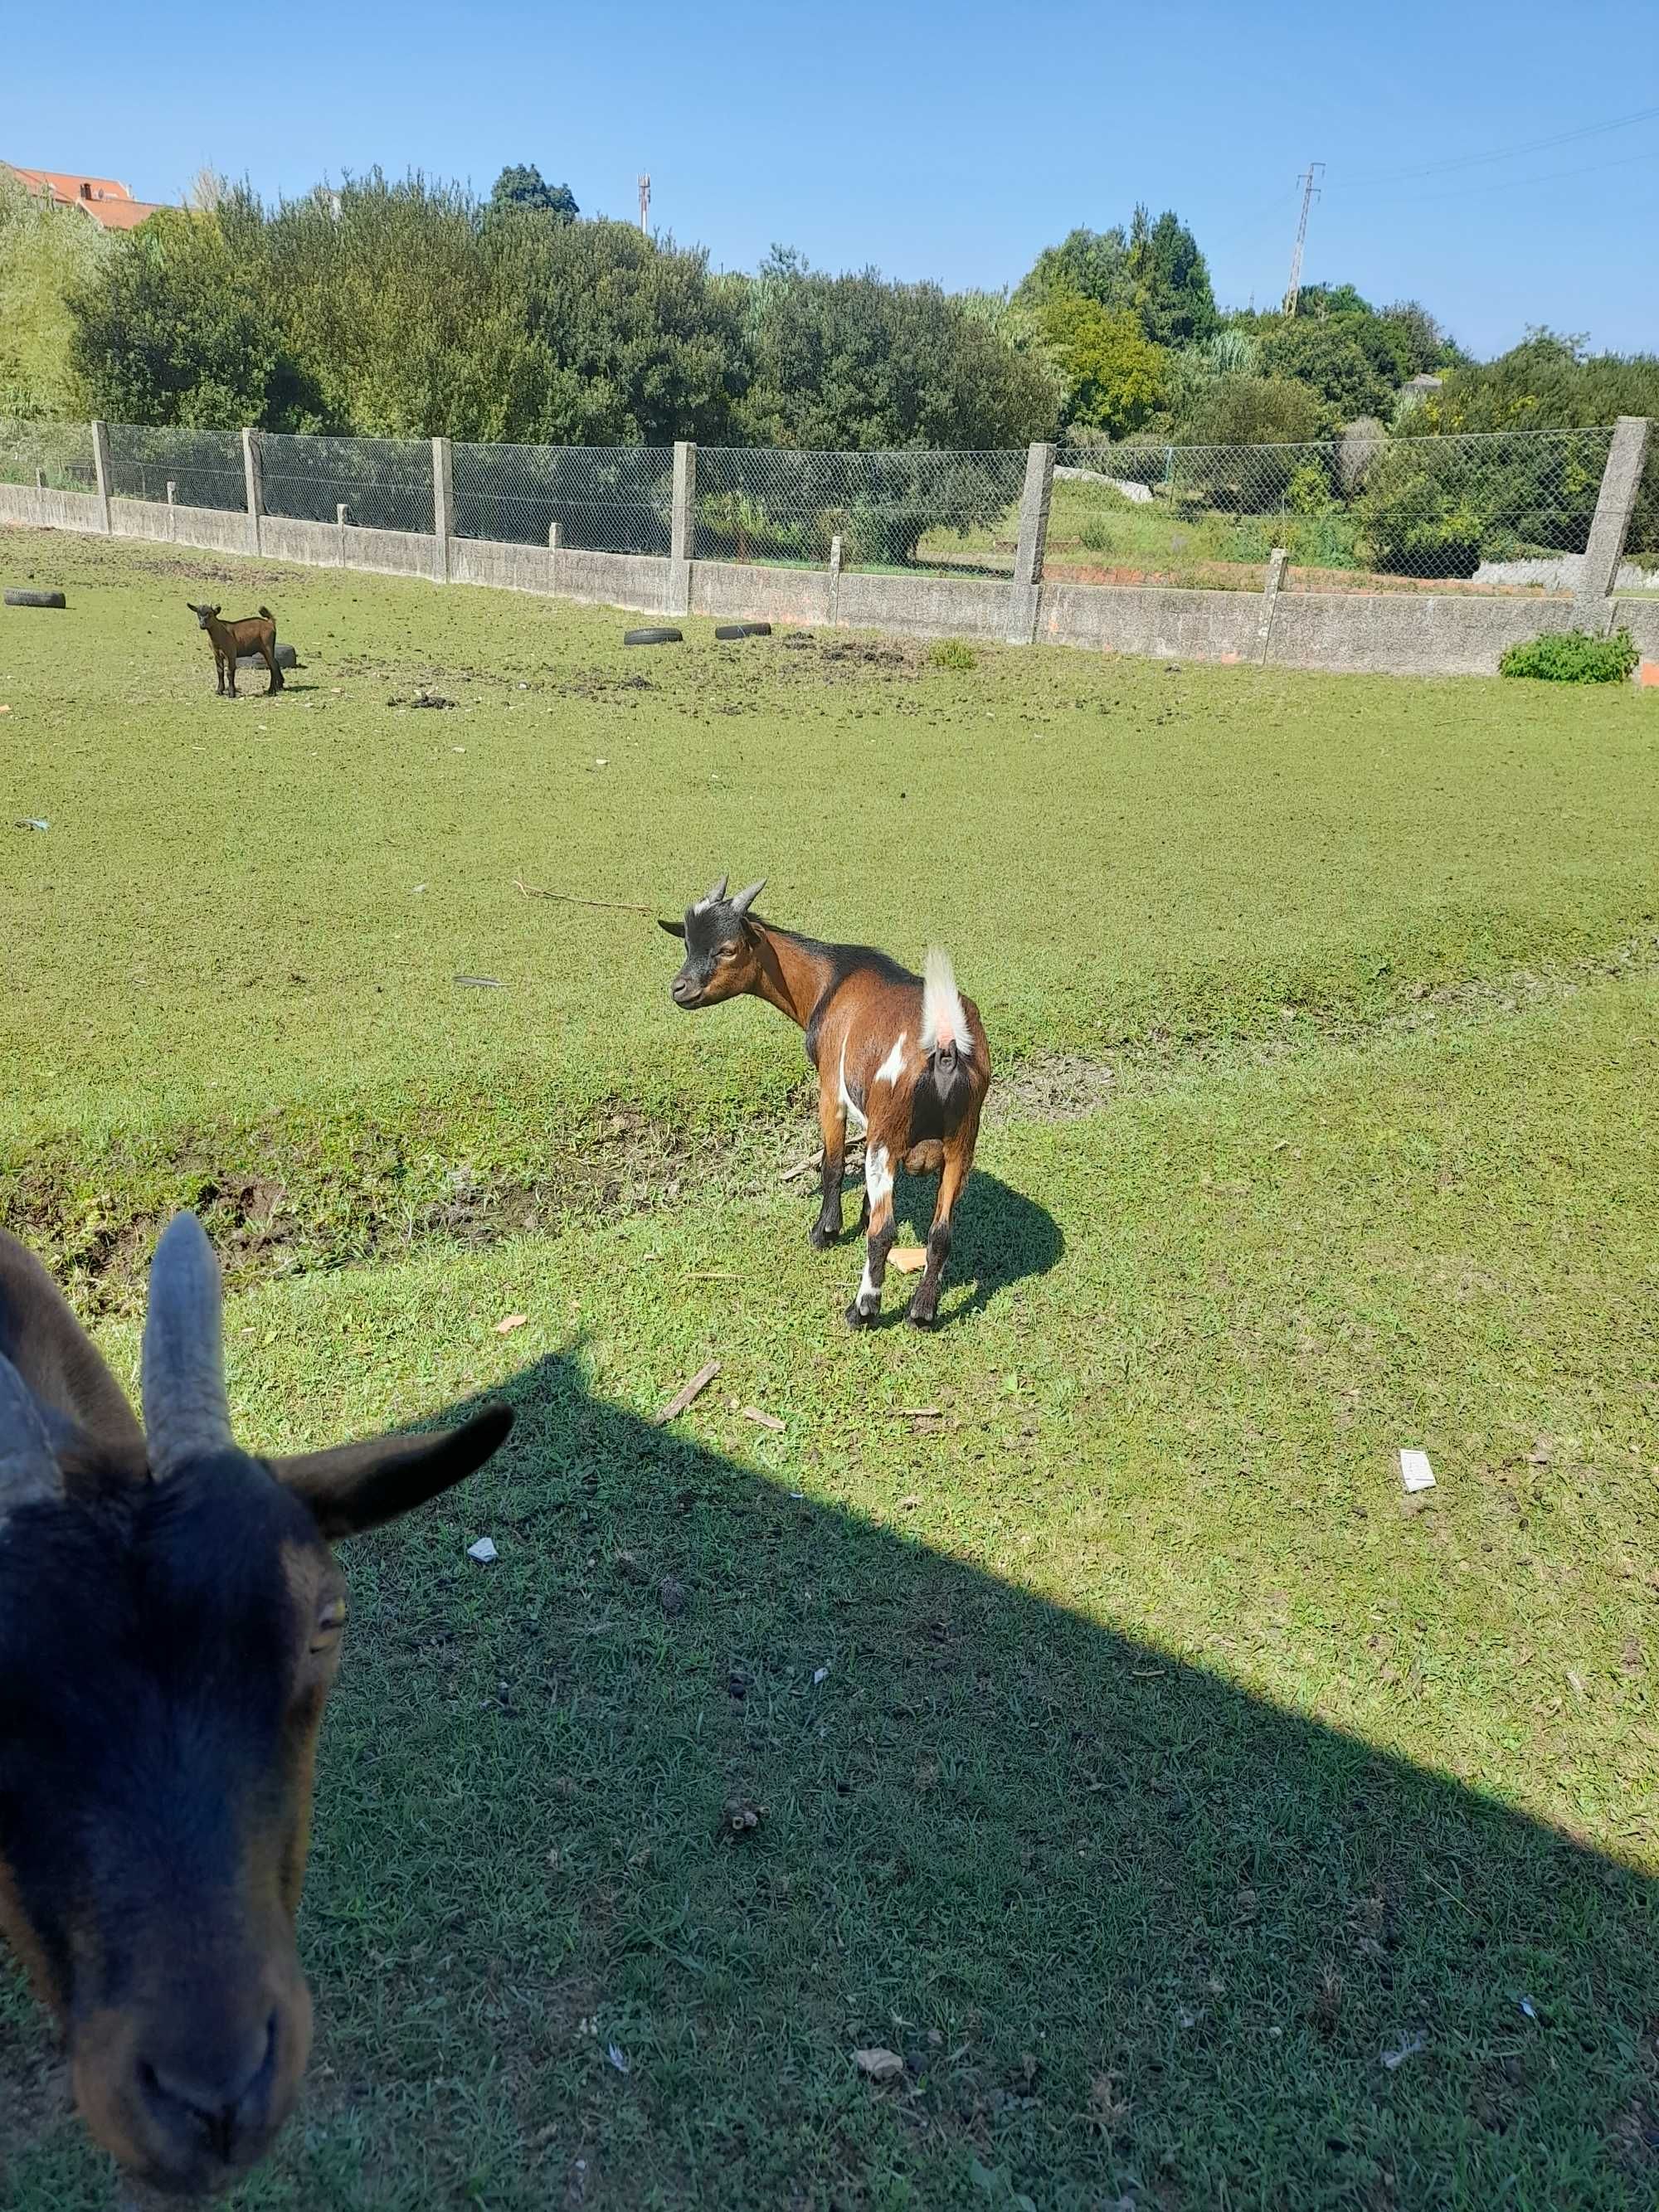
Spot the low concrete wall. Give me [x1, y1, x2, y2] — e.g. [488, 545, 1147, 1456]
[109, 498, 252, 557]
[340, 524, 434, 579]
[260, 515, 342, 566]
[1041, 582, 1259, 661]
[836, 569, 1014, 640]
[690, 561, 834, 625]
[7, 478, 1657, 681]
[1265, 591, 1585, 678]
[0, 482, 105, 532]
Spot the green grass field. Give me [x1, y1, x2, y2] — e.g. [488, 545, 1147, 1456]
[2, 525, 1658, 2209]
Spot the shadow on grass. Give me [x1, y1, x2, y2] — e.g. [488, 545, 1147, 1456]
[7, 1350, 1658, 2209]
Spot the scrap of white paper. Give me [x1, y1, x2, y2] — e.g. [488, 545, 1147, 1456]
[1399, 1449, 1436, 1494]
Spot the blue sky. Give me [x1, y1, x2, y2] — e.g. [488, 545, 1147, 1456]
[13, 1, 1657, 357]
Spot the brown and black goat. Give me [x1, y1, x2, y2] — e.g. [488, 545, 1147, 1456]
[0, 1213, 512, 2195]
[187, 600, 284, 698]
[662, 875, 990, 1326]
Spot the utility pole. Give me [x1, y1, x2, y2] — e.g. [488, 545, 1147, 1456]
[638, 173, 650, 233]
[1282, 161, 1322, 318]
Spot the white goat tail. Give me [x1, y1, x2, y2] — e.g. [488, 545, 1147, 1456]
[922, 946, 967, 1053]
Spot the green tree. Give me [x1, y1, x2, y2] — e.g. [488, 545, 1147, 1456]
[1175, 372, 1331, 447]
[1124, 205, 1218, 348]
[1014, 226, 1130, 314]
[1038, 294, 1167, 435]
[499, 218, 745, 445]
[67, 197, 316, 428]
[0, 168, 114, 416]
[735, 260, 1056, 450]
[1258, 317, 1397, 420]
[486, 163, 578, 223]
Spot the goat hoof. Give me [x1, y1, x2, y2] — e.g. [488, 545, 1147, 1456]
[907, 1300, 938, 1330]
[809, 1220, 836, 1251]
[844, 1298, 877, 1330]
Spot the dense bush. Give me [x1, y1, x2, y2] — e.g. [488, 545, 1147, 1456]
[1498, 627, 1638, 682]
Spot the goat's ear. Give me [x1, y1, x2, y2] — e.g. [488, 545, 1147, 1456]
[272, 1404, 513, 1539]
[211, 604, 222, 615]
[659, 917, 686, 939]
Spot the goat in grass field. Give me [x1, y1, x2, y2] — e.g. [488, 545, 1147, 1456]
[187, 600, 284, 698]
[662, 875, 990, 1326]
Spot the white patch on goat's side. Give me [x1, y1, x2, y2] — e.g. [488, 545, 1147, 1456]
[922, 946, 967, 1053]
[873, 1033, 907, 1086]
[865, 1144, 893, 1206]
[837, 1039, 868, 1134]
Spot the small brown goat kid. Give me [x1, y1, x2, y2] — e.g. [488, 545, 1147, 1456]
[663, 875, 990, 1327]
[0, 1212, 512, 2195]
[187, 600, 284, 698]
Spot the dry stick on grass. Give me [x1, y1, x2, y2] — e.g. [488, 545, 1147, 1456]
[653, 1359, 721, 1427]
[742, 1406, 786, 1434]
[513, 876, 654, 916]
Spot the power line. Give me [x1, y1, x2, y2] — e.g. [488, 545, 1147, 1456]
[1335, 142, 1659, 216]
[1334, 102, 1659, 192]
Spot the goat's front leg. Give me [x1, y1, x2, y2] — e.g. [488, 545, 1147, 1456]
[214, 649, 226, 698]
[846, 1140, 895, 1327]
[810, 1084, 848, 1249]
[224, 648, 238, 699]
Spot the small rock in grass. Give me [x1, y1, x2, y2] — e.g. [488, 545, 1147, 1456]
[659, 1575, 688, 1617]
[853, 2047, 905, 2083]
[467, 1536, 499, 1565]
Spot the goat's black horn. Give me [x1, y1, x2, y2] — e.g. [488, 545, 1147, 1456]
[142, 1213, 235, 1478]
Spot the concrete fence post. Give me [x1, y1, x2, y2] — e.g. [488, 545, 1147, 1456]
[90, 421, 113, 532]
[669, 440, 696, 615]
[1574, 416, 1651, 627]
[166, 481, 178, 542]
[828, 532, 844, 626]
[1007, 441, 1055, 644]
[431, 435, 454, 584]
[336, 503, 349, 566]
[1256, 547, 1288, 663]
[547, 519, 561, 594]
[241, 430, 264, 556]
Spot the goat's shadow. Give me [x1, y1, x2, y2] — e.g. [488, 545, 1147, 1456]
[816, 1166, 1063, 1328]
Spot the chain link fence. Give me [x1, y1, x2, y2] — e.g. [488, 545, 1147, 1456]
[693, 447, 1029, 575]
[6, 415, 1652, 597]
[258, 432, 434, 533]
[453, 442, 673, 554]
[108, 424, 246, 511]
[0, 416, 95, 491]
[1050, 426, 1619, 594]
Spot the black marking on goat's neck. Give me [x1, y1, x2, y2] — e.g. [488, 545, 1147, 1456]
[752, 928, 918, 1067]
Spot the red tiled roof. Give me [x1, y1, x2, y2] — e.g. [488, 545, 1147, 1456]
[4, 163, 173, 231]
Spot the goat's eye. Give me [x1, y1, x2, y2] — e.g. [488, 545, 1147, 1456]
[311, 1596, 348, 1650]
[718, 943, 739, 961]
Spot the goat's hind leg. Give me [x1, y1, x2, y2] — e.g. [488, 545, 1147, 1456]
[846, 1137, 896, 1328]
[907, 1115, 977, 1329]
[264, 638, 284, 693]
[810, 1084, 848, 1249]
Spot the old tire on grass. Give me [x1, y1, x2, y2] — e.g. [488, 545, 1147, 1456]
[714, 622, 772, 640]
[4, 589, 66, 609]
[623, 626, 682, 647]
[235, 644, 299, 672]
